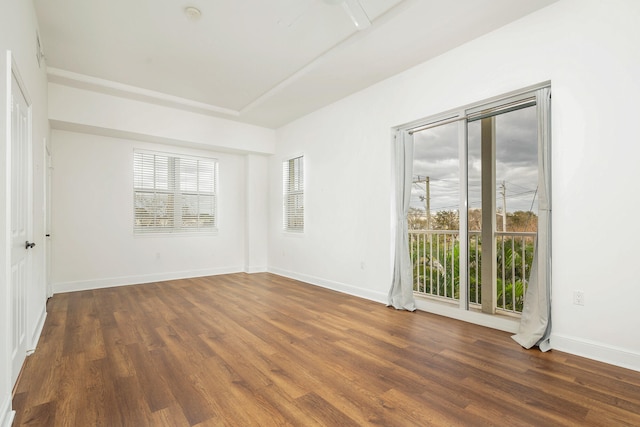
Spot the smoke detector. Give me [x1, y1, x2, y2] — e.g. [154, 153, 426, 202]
[184, 6, 202, 21]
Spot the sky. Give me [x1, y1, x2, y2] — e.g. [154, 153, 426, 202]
[411, 105, 538, 215]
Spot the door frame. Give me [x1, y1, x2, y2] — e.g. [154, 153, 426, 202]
[6, 51, 34, 388]
[395, 82, 551, 333]
[45, 141, 52, 298]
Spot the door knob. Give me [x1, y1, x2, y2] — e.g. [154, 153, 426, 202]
[25, 241, 35, 249]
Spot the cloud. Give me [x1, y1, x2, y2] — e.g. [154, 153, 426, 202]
[411, 105, 538, 213]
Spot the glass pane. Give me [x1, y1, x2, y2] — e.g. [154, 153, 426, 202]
[496, 106, 537, 313]
[198, 195, 216, 228]
[412, 122, 460, 230]
[411, 121, 460, 301]
[198, 161, 216, 193]
[293, 157, 303, 191]
[285, 192, 304, 231]
[283, 156, 304, 231]
[155, 156, 169, 190]
[495, 106, 538, 232]
[134, 152, 169, 190]
[180, 194, 199, 228]
[179, 159, 198, 192]
[180, 194, 216, 229]
[467, 105, 538, 312]
[134, 192, 174, 229]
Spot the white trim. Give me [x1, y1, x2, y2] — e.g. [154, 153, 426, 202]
[414, 296, 520, 333]
[282, 230, 305, 238]
[268, 267, 388, 304]
[244, 265, 268, 274]
[29, 308, 47, 351]
[0, 396, 14, 427]
[52, 267, 244, 293]
[281, 152, 305, 164]
[47, 67, 240, 118]
[261, 268, 520, 333]
[551, 333, 640, 373]
[396, 81, 550, 132]
[45, 138, 53, 298]
[3, 52, 13, 426]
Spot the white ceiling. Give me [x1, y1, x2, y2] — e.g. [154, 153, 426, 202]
[34, 0, 558, 128]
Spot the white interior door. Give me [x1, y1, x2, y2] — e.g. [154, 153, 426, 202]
[10, 69, 32, 387]
[45, 144, 52, 298]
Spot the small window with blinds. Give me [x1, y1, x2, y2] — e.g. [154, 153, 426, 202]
[133, 150, 218, 234]
[283, 155, 304, 232]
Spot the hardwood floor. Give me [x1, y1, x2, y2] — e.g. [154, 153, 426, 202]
[12, 273, 640, 426]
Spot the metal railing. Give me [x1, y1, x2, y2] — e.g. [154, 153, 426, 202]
[409, 230, 536, 314]
[410, 230, 459, 302]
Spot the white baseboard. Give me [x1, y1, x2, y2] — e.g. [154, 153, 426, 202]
[49, 267, 640, 374]
[266, 269, 520, 334]
[268, 267, 388, 304]
[52, 266, 245, 293]
[29, 307, 47, 351]
[551, 333, 640, 373]
[0, 395, 14, 427]
[265, 271, 640, 373]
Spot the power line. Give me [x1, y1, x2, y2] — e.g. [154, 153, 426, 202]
[503, 180, 536, 192]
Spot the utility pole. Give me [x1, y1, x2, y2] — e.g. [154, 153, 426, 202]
[425, 176, 431, 230]
[500, 181, 507, 232]
[413, 175, 431, 229]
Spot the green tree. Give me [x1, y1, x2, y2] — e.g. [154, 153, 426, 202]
[432, 210, 459, 230]
[507, 210, 538, 232]
[407, 207, 428, 230]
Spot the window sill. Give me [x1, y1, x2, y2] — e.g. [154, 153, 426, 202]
[134, 230, 219, 238]
[413, 293, 520, 333]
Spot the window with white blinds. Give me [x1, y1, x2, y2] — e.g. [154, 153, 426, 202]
[283, 156, 304, 232]
[133, 150, 218, 234]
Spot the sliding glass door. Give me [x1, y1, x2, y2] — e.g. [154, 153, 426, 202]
[409, 86, 547, 318]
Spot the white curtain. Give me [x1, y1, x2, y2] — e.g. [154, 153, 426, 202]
[388, 130, 416, 311]
[512, 87, 552, 351]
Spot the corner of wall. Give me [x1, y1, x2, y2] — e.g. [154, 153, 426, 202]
[0, 396, 15, 427]
[52, 267, 245, 294]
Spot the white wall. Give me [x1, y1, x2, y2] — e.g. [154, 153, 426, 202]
[0, 0, 49, 425]
[269, 0, 640, 371]
[245, 153, 269, 273]
[47, 71, 277, 290]
[51, 130, 251, 291]
[48, 83, 276, 155]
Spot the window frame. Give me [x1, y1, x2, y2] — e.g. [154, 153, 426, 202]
[397, 82, 550, 325]
[133, 149, 218, 235]
[282, 155, 304, 233]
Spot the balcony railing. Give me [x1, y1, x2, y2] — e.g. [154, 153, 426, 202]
[409, 230, 536, 314]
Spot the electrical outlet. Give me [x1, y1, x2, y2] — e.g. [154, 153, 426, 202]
[573, 290, 585, 306]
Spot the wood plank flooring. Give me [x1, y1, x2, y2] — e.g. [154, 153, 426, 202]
[12, 273, 640, 426]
